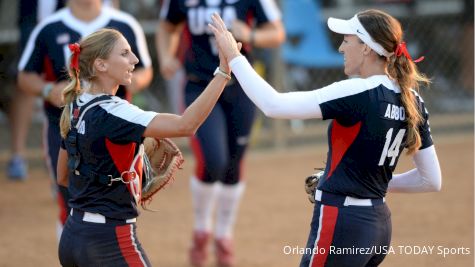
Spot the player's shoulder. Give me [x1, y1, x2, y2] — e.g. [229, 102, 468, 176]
[34, 8, 69, 32]
[336, 75, 399, 93]
[316, 75, 399, 104]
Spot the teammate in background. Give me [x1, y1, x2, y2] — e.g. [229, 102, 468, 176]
[209, 10, 441, 267]
[17, 0, 153, 239]
[56, 28, 232, 267]
[8, 0, 119, 181]
[7, 0, 66, 180]
[156, 1, 285, 266]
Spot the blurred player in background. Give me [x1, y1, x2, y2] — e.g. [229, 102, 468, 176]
[8, 0, 119, 181]
[17, 0, 152, 238]
[156, 1, 285, 266]
[7, 0, 67, 181]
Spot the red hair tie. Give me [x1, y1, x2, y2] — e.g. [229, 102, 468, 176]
[68, 43, 81, 72]
[395, 42, 424, 63]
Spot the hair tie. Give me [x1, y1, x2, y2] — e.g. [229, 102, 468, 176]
[395, 42, 424, 63]
[68, 43, 81, 72]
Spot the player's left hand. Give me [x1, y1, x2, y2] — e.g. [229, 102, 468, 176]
[209, 13, 242, 65]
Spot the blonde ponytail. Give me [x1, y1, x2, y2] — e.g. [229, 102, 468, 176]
[60, 71, 81, 138]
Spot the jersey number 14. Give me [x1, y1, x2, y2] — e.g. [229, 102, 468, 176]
[378, 128, 406, 166]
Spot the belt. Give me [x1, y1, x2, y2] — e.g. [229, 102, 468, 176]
[315, 190, 385, 207]
[70, 208, 137, 224]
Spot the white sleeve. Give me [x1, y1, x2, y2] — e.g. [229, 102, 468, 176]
[230, 56, 322, 119]
[388, 145, 442, 193]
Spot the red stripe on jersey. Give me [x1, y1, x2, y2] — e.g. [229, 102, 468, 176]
[190, 137, 205, 180]
[106, 139, 136, 174]
[115, 224, 146, 267]
[327, 121, 361, 178]
[43, 56, 57, 82]
[310, 205, 339, 267]
[57, 190, 68, 225]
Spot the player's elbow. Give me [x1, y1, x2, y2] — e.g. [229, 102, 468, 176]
[175, 121, 198, 137]
[429, 177, 442, 192]
[425, 174, 442, 192]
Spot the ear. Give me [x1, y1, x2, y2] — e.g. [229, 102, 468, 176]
[362, 44, 372, 56]
[94, 58, 108, 72]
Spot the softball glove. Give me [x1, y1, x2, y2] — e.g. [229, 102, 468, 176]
[141, 137, 184, 208]
[305, 171, 324, 204]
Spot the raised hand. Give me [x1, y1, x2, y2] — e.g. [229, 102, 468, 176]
[208, 13, 242, 68]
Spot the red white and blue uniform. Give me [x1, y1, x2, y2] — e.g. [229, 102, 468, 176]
[228, 55, 440, 267]
[301, 75, 432, 267]
[18, 6, 151, 226]
[159, 0, 281, 184]
[58, 93, 157, 266]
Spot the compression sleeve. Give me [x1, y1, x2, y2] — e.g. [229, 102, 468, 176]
[388, 145, 442, 193]
[230, 55, 322, 119]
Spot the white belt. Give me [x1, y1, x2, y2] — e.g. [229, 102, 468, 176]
[315, 190, 385, 206]
[70, 209, 137, 224]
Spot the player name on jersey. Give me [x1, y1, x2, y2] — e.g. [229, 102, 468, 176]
[384, 103, 405, 121]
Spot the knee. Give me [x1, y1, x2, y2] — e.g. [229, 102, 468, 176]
[204, 157, 229, 181]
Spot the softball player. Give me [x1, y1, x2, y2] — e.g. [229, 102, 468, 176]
[209, 10, 442, 267]
[157, 1, 285, 266]
[17, 0, 153, 239]
[56, 27, 231, 266]
[8, 0, 66, 180]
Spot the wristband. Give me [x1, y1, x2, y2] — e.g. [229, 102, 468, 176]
[213, 67, 231, 80]
[41, 83, 54, 99]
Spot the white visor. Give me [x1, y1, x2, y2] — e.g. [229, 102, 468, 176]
[328, 15, 392, 58]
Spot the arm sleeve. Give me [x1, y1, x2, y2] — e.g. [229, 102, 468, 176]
[230, 55, 322, 119]
[388, 145, 442, 193]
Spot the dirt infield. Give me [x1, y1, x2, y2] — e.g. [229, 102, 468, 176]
[0, 131, 473, 267]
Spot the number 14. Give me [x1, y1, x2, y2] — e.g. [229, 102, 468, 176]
[378, 128, 406, 166]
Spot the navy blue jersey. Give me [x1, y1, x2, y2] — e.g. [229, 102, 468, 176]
[62, 93, 157, 219]
[18, 0, 66, 49]
[315, 75, 432, 198]
[160, 0, 281, 82]
[18, 6, 151, 122]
